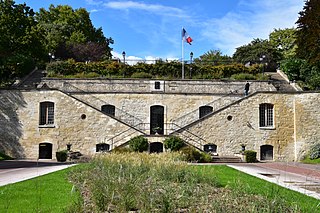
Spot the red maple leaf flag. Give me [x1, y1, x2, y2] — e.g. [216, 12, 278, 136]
[182, 28, 193, 45]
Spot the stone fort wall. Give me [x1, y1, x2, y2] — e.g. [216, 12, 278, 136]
[0, 86, 319, 161]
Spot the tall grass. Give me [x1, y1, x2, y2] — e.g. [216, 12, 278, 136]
[68, 153, 303, 212]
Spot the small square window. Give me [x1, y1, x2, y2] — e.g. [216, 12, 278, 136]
[155, 81, 161, 89]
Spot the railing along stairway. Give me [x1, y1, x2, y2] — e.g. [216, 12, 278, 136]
[61, 82, 145, 131]
[169, 86, 247, 149]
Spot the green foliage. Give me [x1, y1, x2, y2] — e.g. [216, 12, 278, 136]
[131, 71, 152, 79]
[269, 28, 297, 59]
[45, 60, 266, 80]
[230, 73, 256, 80]
[179, 146, 212, 163]
[296, 0, 320, 64]
[280, 58, 305, 80]
[36, 4, 113, 61]
[129, 136, 148, 152]
[0, 0, 42, 84]
[164, 136, 185, 151]
[309, 143, 320, 160]
[56, 150, 68, 162]
[244, 150, 257, 163]
[194, 49, 233, 65]
[112, 146, 132, 153]
[233, 38, 282, 72]
[0, 152, 13, 161]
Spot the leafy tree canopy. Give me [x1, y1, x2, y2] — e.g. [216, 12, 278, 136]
[194, 50, 232, 65]
[36, 4, 113, 61]
[269, 28, 297, 59]
[296, 0, 320, 64]
[0, 0, 44, 84]
[233, 38, 282, 72]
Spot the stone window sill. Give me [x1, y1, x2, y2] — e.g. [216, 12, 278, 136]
[259, 126, 275, 130]
[39, 124, 55, 128]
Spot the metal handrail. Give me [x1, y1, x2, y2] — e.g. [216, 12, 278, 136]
[171, 85, 245, 129]
[62, 82, 144, 129]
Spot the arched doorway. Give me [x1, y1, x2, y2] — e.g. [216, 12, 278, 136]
[150, 105, 164, 135]
[204, 144, 217, 153]
[199, 106, 213, 118]
[260, 145, 273, 160]
[39, 143, 52, 159]
[150, 142, 163, 153]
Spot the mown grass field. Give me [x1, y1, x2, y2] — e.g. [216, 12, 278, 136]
[0, 153, 319, 212]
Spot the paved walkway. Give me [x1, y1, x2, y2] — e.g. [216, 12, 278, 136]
[0, 160, 75, 187]
[228, 162, 320, 200]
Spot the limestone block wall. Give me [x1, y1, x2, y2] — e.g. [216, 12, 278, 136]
[181, 92, 320, 161]
[0, 89, 142, 159]
[71, 93, 243, 133]
[294, 93, 320, 159]
[39, 78, 276, 94]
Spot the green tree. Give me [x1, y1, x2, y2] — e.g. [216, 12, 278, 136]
[0, 0, 44, 85]
[194, 50, 232, 65]
[295, 0, 320, 89]
[233, 38, 282, 72]
[269, 28, 297, 59]
[296, 0, 320, 64]
[36, 4, 113, 61]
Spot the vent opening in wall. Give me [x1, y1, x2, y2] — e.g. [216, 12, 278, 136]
[81, 114, 86, 119]
[227, 115, 233, 121]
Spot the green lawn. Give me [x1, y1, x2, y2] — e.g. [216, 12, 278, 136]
[0, 168, 80, 213]
[191, 165, 320, 212]
[0, 162, 319, 212]
[301, 158, 320, 164]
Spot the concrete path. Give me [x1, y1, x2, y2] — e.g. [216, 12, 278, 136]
[0, 160, 75, 187]
[228, 162, 320, 200]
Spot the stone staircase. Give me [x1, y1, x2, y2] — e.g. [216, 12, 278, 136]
[12, 69, 46, 88]
[212, 156, 243, 163]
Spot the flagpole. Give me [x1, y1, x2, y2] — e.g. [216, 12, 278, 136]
[181, 27, 184, 79]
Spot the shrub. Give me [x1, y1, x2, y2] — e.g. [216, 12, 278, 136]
[310, 143, 320, 160]
[244, 150, 257, 163]
[131, 72, 152, 79]
[231, 73, 256, 80]
[56, 150, 68, 162]
[164, 136, 185, 151]
[180, 146, 202, 162]
[113, 146, 132, 153]
[129, 136, 148, 152]
[0, 152, 14, 161]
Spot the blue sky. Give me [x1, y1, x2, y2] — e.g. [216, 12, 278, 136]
[16, 0, 304, 62]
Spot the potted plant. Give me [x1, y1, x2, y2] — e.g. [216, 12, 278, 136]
[152, 127, 162, 135]
[56, 150, 68, 162]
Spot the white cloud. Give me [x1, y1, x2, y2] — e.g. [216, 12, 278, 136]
[104, 1, 189, 18]
[85, 0, 103, 6]
[200, 0, 304, 55]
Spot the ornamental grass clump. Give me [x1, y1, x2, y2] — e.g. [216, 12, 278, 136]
[68, 152, 302, 212]
[68, 152, 218, 212]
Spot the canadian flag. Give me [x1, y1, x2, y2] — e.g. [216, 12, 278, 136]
[182, 28, 193, 45]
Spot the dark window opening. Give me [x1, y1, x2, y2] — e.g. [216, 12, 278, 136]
[204, 144, 217, 153]
[96, 143, 110, 152]
[155, 81, 161, 89]
[101, 104, 115, 116]
[199, 106, 213, 118]
[259, 103, 274, 127]
[260, 145, 273, 160]
[39, 102, 54, 125]
[150, 142, 163, 153]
